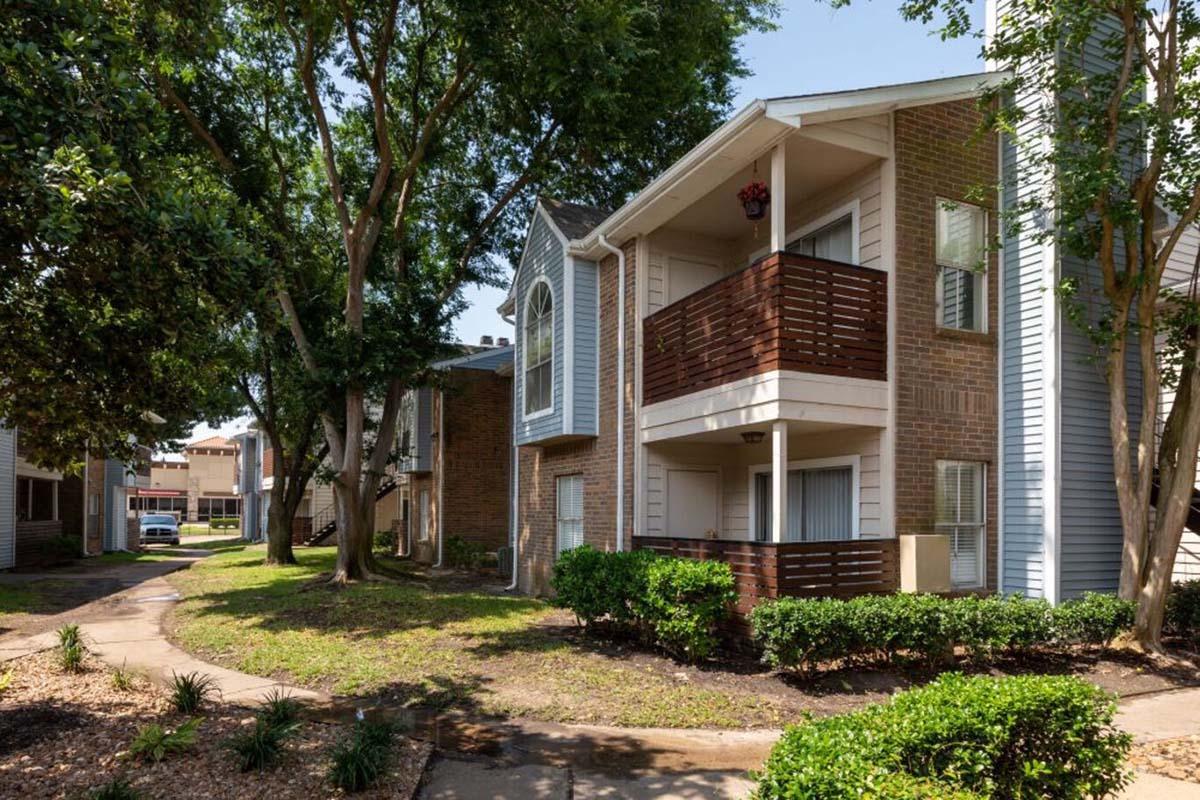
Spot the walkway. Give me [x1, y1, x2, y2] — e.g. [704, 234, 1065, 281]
[6, 548, 1200, 799]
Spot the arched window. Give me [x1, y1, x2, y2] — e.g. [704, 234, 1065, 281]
[524, 281, 553, 415]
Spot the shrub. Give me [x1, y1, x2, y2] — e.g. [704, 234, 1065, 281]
[88, 777, 141, 800]
[551, 545, 654, 627]
[373, 528, 397, 555]
[170, 671, 217, 714]
[1166, 579, 1200, 643]
[209, 517, 239, 530]
[444, 535, 487, 569]
[58, 624, 84, 673]
[58, 623, 82, 648]
[226, 717, 300, 772]
[752, 597, 853, 671]
[41, 534, 79, 564]
[328, 719, 394, 792]
[634, 556, 736, 661]
[258, 688, 302, 728]
[753, 674, 1131, 800]
[1054, 592, 1136, 646]
[129, 718, 201, 763]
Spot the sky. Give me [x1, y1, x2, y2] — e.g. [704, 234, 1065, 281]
[181, 0, 985, 448]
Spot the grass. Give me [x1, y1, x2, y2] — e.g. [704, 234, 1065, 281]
[167, 545, 789, 728]
[93, 538, 246, 564]
[0, 583, 43, 622]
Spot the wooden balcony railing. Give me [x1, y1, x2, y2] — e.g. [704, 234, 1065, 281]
[642, 251, 887, 405]
[633, 536, 899, 619]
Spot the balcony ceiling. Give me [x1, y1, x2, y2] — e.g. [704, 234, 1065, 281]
[660, 135, 880, 240]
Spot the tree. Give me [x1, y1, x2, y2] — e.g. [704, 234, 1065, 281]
[0, 0, 256, 468]
[152, 0, 777, 583]
[834, 0, 1200, 648]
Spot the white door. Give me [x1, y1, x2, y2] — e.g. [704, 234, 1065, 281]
[666, 469, 720, 538]
[667, 257, 722, 304]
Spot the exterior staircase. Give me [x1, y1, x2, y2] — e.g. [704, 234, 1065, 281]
[303, 476, 400, 546]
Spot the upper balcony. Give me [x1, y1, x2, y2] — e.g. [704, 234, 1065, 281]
[643, 251, 887, 406]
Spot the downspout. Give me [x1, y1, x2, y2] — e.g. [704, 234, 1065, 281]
[501, 311, 520, 591]
[597, 235, 626, 552]
[432, 389, 446, 568]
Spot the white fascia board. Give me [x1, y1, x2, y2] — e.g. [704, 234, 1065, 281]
[764, 72, 1010, 127]
[500, 201, 569, 316]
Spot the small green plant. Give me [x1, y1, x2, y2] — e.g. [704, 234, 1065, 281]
[58, 623, 81, 648]
[129, 717, 201, 763]
[87, 777, 142, 800]
[60, 641, 84, 673]
[444, 535, 487, 569]
[41, 534, 80, 564]
[258, 688, 301, 728]
[0, 669, 12, 695]
[226, 717, 300, 772]
[111, 661, 136, 692]
[170, 671, 217, 714]
[373, 528, 397, 554]
[1166, 579, 1200, 644]
[328, 719, 395, 792]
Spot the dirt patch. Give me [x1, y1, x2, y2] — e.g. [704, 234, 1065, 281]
[1131, 735, 1200, 783]
[0, 651, 432, 799]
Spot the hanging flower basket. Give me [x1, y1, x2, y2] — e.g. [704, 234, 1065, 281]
[738, 180, 770, 221]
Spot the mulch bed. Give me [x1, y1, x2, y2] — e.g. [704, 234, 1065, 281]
[1131, 735, 1200, 783]
[0, 651, 432, 799]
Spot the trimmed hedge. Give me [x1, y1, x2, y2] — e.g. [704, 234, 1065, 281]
[1167, 579, 1200, 644]
[209, 517, 239, 530]
[551, 546, 735, 661]
[751, 592, 1135, 671]
[753, 673, 1131, 800]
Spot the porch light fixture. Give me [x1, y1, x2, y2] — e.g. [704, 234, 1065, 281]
[740, 431, 765, 445]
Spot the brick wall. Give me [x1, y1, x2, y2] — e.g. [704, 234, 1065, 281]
[894, 99, 1000, 590]
[440, 370, 512, 555]
[516, 239, 637, 594]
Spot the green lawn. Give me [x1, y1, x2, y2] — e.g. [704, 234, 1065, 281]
[166, 545, 794, 728]
[0, 584, 42, 620]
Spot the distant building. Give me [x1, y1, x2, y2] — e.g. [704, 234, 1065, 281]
[141, 436, 241, 522]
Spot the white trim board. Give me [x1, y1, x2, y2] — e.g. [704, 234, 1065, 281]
[520, 276, 557, 423]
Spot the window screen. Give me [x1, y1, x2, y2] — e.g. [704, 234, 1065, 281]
[936, 200, 986, 332]
[556, 475, 584, 554]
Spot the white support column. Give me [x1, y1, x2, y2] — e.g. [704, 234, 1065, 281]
[771, 420, 788, 543]
[770, 144, 787, 253]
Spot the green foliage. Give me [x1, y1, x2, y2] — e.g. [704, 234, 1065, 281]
[111, 661, 136, 692]
[373, 528, 397, 555]
[58, 622, 84, 673]
[753, 674, 1131, 800]
[1166, 580, 1200, 644]
[258, 688, 302, 728]
[444, 535, 487, 569]
[40, 535, 79, 564]
[552, 547, 734, 660]
[551, 545, 654, 626]
[751, 592, 1136, 671]
[87, 777, 142, 800]
[129, 718, 201, 763]
[0, 669, 12, 695]
[634, 557, 737, 661]
[209, 517, 240, 530]
[226, 717, 300, 772]
[170, 671, 217, 714]
[327, 720, 395, 793]
[1052, 592, 1136, 647]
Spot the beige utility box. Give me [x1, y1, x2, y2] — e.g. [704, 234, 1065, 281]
[900, 534, 952, 593]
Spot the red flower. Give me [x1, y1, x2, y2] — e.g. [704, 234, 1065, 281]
[738, 181, 770, 204]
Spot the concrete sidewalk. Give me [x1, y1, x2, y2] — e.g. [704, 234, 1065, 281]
[1117, 687, 1200, 799]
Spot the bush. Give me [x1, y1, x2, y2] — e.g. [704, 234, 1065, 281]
[170, 671, 217, 714]
[551, 545, 654, 627]
[209, 517, 239, 530]
[753, 674, 1131, 800]
[373, 528, 397, 555]
[634, 556, 737, 661]
[1166, 579, 1200, 643]
[129, 718, 201, 763]
[1054, 592, 1136, 646]
[444, 535, 487, 569]
[328, 719, 394, 792]
[40, 534, 79, 564]
[752, 592, 1134, 672]
[258, 688, 302, 728]
[226, 717, 300, 772]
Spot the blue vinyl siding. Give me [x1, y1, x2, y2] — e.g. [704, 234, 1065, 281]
[1001, 104, 1048, 597]
[0, 426, 14, 569]
[1057, 13, 1143, 599]
[102, 458, 127, 551]
[571, 258, 599, 436]
[513, 208, 599, 446]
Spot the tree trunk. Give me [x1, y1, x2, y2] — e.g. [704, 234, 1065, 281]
[330, 480, 373, 582]
[265, 474, 297, 565]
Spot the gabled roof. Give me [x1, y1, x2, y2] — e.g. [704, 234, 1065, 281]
[185, 435, 235, 450]
[433, 344, 514, 373]
[540, 197, 609, 241]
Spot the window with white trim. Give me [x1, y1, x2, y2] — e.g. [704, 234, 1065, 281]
[788, 214, 854, 263]
[556, 475, 584, 554]
[935, 460, 985, 588]
[524, 281, 553, 415]
[936, 200, 987, 332]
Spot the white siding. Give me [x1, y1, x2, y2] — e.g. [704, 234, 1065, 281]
[0, 427, 14, 569]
